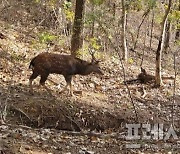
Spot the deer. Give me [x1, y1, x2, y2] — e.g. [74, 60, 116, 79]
[29, 52, 103, 96]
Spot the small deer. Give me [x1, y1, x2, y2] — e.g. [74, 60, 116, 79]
[29, 52, 103, 95]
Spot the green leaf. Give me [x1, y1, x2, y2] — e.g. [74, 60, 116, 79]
[38, 32, 56, 44]
[63, 0, 72, 10]
[169, 10, 180, 22]
[64, 10, 74, 21]
[147, 0, 156, 9]
[128, 58, 134, 64]
[89, 0, 104, 6]
[89, 37, 101, 50]
[34, 0, 40, 3]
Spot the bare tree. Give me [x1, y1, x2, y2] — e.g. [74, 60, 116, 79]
[133, 9, 150, 51]
[71, 0, 85, 56]
[175, 28, 180, 41]
[155, 0, 172, 86]
[121, 0, 128, 61]
[164, 20, 172, 53]
[175, 0, 180, 42]
[150, 9, 155, 49]
[90, 3, 95, 37]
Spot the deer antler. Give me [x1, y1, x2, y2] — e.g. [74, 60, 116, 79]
[88, 48, 96, 63]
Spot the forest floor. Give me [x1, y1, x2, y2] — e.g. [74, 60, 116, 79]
[0, 4, 180, 154]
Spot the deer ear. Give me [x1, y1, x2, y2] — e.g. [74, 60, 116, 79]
[91, 60, 100, 64]
[95, 60, 100, 64]
[91, 58, 95, 63]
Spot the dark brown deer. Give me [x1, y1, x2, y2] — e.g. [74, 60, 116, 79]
[29, 52, 103, 95]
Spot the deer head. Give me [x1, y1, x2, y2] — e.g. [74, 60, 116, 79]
[88, 49, 103, 75]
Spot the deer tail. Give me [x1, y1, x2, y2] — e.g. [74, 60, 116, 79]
[29, 57, 36, 69]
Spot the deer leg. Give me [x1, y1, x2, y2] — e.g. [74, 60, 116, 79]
[29, 71, 39, 93]
[60, 84, 68, 93]
[40, 73, 52, 95]
[63, 75, 73, 96]
[69, 82, 73, 96]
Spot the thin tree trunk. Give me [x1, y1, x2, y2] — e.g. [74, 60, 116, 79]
[155, 0, 172, 86]
[133, 10, 150, 51]
[140, 16, 149, 67]
[175, 1, 180, 42]
[71, 0, 85, 56]
[150, 9, 155, 49]
[175, 29, 180, 41]
[90, 4, 95, 37]
[164, 20, 171, 53]
[113, 2, 116, 18]
[121, 0, 128, 61]
[172, 53, 177, 126]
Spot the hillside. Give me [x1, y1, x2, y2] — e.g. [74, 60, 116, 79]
[0, 0, 180, 153]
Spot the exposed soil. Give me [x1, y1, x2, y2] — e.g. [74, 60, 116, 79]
[0, 1, 180, 153]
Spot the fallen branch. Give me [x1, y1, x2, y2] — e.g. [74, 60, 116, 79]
[9, 106, 32, 122]
[60, 130, 125, 140]
[124, 67, 174, 84]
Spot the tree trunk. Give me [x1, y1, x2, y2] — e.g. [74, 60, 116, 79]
[150, 9, 155, 49]
[121, 0, 128, 61]
[112, 2, 116, 18]
[175, 29, 180, 41]
[90, 4, 95, 37]
[71, 0, 85, 56]
[133, 10, 150, 51]
[155, 0, 172, 86]
[164, 20, 171, 53]
[175, 1, 180, 42]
